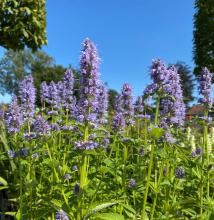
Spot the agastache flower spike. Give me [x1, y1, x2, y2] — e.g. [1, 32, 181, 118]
[5, 96, 23, 133]
[34, 115, 51, 135]
[96, 83, 108, 124]
[121, 83, 134, 117]
[40, 81, 50, 104]
[198, 67, 212, 106]
[19, 75, 36, 121]
[49, 81, 60, 110]
[77, 38, 100, 123]
[63, 69, 76, 113]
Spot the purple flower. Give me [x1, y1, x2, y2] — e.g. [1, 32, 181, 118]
[31, 153, 39, 159]
[74, 141, 99, 150]
[5, 96, 23, 134]
[55, 209, 69, 220]
[160, 65, 185, 126]
[19, 75, 36, 121]
[64, 173, 71, 180]
[192, 147, 202, 157]
[0, 109, 4, 119]
[49, 81, 60, 110]
[164, 132, 176, 144]
[34, 115, 51, 135]
[134, 96, 144, 115]
[128, 178, 136, 188]
[175, 167, 185, 179]
[61, 125, 74, 131]
[24, 132, 38, 139]
[198, 67, 212, 105]
[51, 123, 60, 131]
[77, 38, 100, 124]
[96, 83, 108, 124]
[139, 148, 144, 156]
[121, 83, 134, 120]
[144, 83, 158, 96]
[40, 81, 50, 104]
[112, 113, 125, 132]
[72, 165, 78, 171]
[73, 182, 80, 194]
[150, 59, 170, 85]
[103, 138, 110, 148]
[7, 150, 15, 159]
[63, 69, 76, 113]
[47, 110, 59, 116]
[20, 148, 28, 157]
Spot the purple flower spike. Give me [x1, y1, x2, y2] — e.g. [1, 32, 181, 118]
[40, 81, 50, 104]
[144, 83, 158, 96]
[55, 209, 70, 220]
[150, 59, 170, 85]
[77, 38, 101, 124]
[121, 83, 134, 118]
[198, 67, 212, 106]
[19, 75, 36, 121]
[96, 83, 108, 124]
[5, 96, 23, 134]
[73, 182, 80, 195]
[63, 69, 76, 112]
[112, 113, 125, 132]
[175, 167, 185, 179]
[34, 115, 51, 135]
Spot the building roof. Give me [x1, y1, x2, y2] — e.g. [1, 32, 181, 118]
[186, 105, 204, 116]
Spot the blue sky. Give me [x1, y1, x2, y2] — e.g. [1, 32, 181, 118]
[0, 0, 195, 103]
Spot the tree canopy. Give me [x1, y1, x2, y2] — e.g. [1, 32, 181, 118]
[0, 49, 65, 96]
[0, 0, 47, 50]
[193, 0, 214, 77]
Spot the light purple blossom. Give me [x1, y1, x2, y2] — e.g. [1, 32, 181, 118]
[34, 115, 51, 135]
[5, 96, 23, 134]
[112, 113, 125, 132]
[55, 209, 70, 220]
[199, 67, 212, 100]
[77, 38, 100, 124]
[128, 178, 136, 188]
[19, 75, 36, 121]
[175, 167, 185, 179]
[7, 150, 15, 159]
[74, 141, 99, 150]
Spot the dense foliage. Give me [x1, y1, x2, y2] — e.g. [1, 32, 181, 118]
[0, 39, 214, 220]
[193, 0, 214, 78]
[0, 0, 47, 50]
[0, 49, 66, 96]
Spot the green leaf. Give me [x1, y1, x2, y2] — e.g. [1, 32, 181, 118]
[0, 176, 8, 186]
[150, 127, 165, 139]
[83, 202, 119, 220]
[94, 213, 124, 220]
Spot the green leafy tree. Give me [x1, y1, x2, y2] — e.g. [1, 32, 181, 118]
[174, 62, 196, 106]
[108, 89, 118, 114]
[0, 49, 65, 96]
[0, 0, 47, 50]
[193, 0, 214, 77]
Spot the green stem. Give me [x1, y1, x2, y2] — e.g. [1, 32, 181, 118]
[150, 161, 164, 220]
[141, 96, 160, 219]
